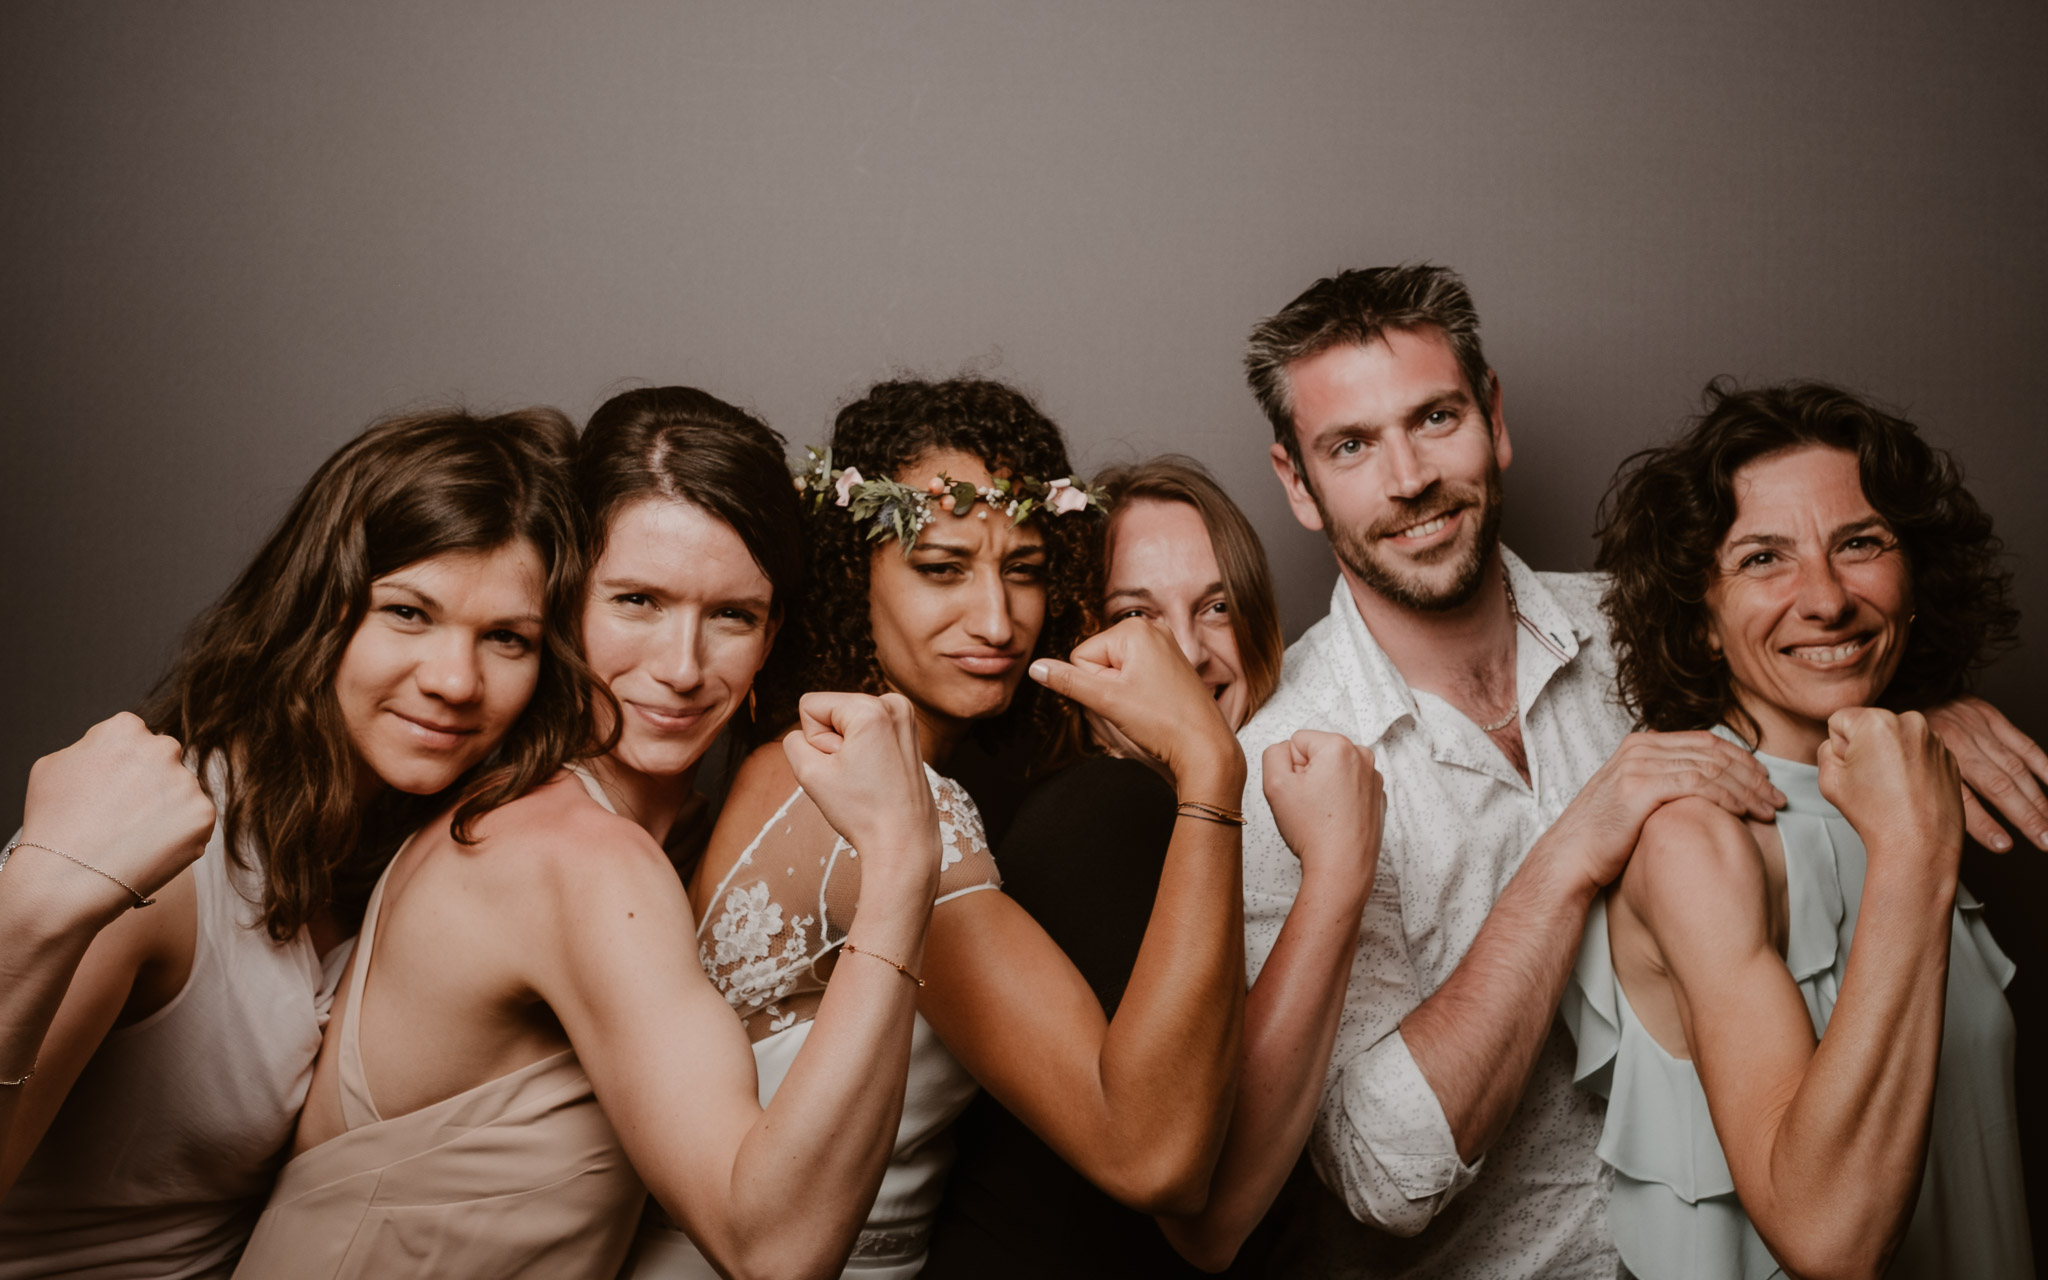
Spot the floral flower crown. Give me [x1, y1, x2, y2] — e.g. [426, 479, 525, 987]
[793, 446, 1106, 552]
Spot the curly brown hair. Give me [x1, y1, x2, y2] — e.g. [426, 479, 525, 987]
[759, 376, 1102, 762]
[1596, 379, 2017, 741]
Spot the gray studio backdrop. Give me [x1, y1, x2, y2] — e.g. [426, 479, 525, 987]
[4, 1, 2044, 816]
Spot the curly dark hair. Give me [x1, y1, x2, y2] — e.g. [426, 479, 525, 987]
[1596, 379, 2017, 740]
[759, 376, 1102, 762]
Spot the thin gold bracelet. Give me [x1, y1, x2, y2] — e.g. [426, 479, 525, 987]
[0, 1061, 34, 1088]
[1, 837, 155, 908]
[1176, 800, 1246, 827]
[839, 941, 925, 988]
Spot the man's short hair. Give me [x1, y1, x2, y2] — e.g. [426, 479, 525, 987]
[1245, 264, 1496, 474]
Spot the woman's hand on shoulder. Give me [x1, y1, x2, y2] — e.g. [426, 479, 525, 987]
[17, 713, 215, 923]
[1818, 707, 1964, 876]
[1029, 618, 1245, 796]
[784, 691, 941, 898]
[1263, 730, 1382, 898]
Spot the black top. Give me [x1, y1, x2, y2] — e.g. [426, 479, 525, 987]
[923, 755, 1293, 1278]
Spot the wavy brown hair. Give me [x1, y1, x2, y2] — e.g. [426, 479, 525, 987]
[1596, 380, 2017, 741]
[760, 377, 1102, 762]
[1096, 456, 1285, 721]
[576, 386, 806, 751]
[141, 408, 600, 939]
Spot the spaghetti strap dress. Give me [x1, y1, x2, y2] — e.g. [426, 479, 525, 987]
[1559, 730, 2033, 1279]
[234, 807, 646, 1279]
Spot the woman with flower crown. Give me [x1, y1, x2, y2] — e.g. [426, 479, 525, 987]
[617, 378, 1257, 1279]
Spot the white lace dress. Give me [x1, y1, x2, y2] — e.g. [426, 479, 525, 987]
[617, 765, 1001, 1280]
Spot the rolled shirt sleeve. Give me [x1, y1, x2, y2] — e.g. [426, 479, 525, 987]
[1240, 724, 1479, 1237]
[1311, 1026, 1483, 1236]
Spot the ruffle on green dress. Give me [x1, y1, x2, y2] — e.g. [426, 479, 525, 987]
[1559, 731, 2032, 1279]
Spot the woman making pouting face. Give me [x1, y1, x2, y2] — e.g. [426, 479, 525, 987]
[1562, 381, 2032, 1279]
[925, 457, 1387, 1277]
[621, 380, 1252, 1279]
[236, 387, 954, 1280]
[0, 409, 584, 1279]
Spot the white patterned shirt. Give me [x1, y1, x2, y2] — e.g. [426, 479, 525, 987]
[1240, 549, 1632, 1279]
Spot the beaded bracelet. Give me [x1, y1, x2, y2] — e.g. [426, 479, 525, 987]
[840, 941, 925, 988]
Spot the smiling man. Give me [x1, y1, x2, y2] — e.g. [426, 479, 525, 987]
[1231, 265, 2047, 1278]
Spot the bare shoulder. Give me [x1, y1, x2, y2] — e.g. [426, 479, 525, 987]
[453, 773, 681, 912]
[724, 739, 800, 815]
[1622, 796, 1769, 927]
[693, 742, 808, 887]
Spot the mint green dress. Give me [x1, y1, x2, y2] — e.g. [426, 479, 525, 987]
[1560, 737, 2033, 1279]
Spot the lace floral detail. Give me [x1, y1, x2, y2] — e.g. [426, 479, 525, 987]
[933, 777, 980, 873]
[700, 881, 816, 1017]
[694, 765, 998, 1039]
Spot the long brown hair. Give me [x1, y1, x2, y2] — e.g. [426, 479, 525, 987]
[141, 408, 600, 939]
[1097, 456, 1285, 722]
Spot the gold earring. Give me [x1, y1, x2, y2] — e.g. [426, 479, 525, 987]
[747, 687, 758, 719]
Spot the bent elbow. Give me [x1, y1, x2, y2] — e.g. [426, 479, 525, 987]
[1108, 1164, 1212, 1218]
[1766, 1226, 1894, 1280]
[1092, 1145, 1218, 1218]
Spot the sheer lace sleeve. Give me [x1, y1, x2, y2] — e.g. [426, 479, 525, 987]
[695, 765, 998, 1042]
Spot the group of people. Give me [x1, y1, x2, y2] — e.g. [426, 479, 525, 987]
[0, 263, 2039, 1280]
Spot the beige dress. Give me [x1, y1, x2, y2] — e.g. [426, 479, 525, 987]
[0, 799, 347, 1280]
[234, 815, 645, 1279]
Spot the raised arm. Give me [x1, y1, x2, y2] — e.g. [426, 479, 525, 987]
[0, 713, 215, 1198]
[1400, 731, 1783, 1174]
[1622, 708, 1959, 1280]
[540, 693, 942, 1280]
[920, 619, 1247, 1216]
[1160, 729, 1382, 1270]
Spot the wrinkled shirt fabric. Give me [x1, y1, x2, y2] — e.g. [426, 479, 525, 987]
[1239, 551, 1630, 1279]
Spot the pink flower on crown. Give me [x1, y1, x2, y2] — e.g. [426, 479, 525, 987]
[1046, 477, 1089, 514]
[834, 467, 864, 507]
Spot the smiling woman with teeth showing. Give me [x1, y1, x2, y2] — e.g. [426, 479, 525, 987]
[1562, 380, 2033, 1279]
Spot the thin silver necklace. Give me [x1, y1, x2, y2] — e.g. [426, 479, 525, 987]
[1477, 575, 1519, 734]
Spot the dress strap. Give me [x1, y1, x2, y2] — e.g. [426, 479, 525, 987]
[334, 832, 417, 1131]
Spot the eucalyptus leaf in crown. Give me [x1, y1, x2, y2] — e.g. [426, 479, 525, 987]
[793, 446, 1106, 553]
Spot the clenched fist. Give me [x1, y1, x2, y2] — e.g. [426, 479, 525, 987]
[1818, 707, 1964, 877]
[18, 713, 216, 913]
[1263, 731, 1383, 895]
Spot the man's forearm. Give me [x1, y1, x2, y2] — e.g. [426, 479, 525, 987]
[1400, 840, 1595, 1161]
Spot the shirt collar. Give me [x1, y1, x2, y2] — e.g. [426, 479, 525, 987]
[1325, 546, 1587, 751]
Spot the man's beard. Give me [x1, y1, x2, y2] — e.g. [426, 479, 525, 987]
[1319, 459, 1505, 612]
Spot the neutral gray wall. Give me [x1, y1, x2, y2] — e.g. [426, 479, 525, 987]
[5, 1, 2045, 816]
